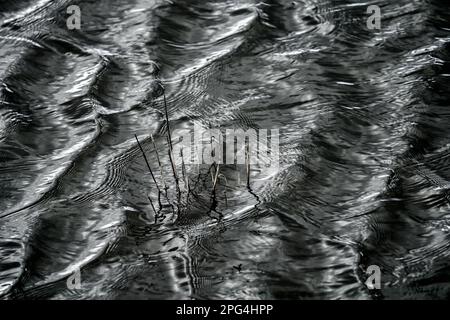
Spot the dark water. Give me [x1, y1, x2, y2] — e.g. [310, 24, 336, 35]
[1, 0, 450, 300]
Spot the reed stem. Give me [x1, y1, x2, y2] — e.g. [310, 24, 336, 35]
[135, 134, 160, 192]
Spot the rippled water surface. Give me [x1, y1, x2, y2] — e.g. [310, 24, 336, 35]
[1, 0, 450, 300]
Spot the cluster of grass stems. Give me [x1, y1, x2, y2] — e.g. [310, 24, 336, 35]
[134, 91, 252, 222]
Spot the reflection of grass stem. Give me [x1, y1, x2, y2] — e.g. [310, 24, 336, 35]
[150, 133, 168, 195]
[162, 89, 181, 206]
[245, 144, 250, 188]
[213, 163, 220, 191]
[135, 134, 159, 189]
[218, 173, 228, 207]
[181, 148, 192, 207]
[181, 148, 188, 188]
[163, 90, 173, 152]
[167, 136, 181, 200]
[147, 196, 158, 222]
[135, 134, 162, 210]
